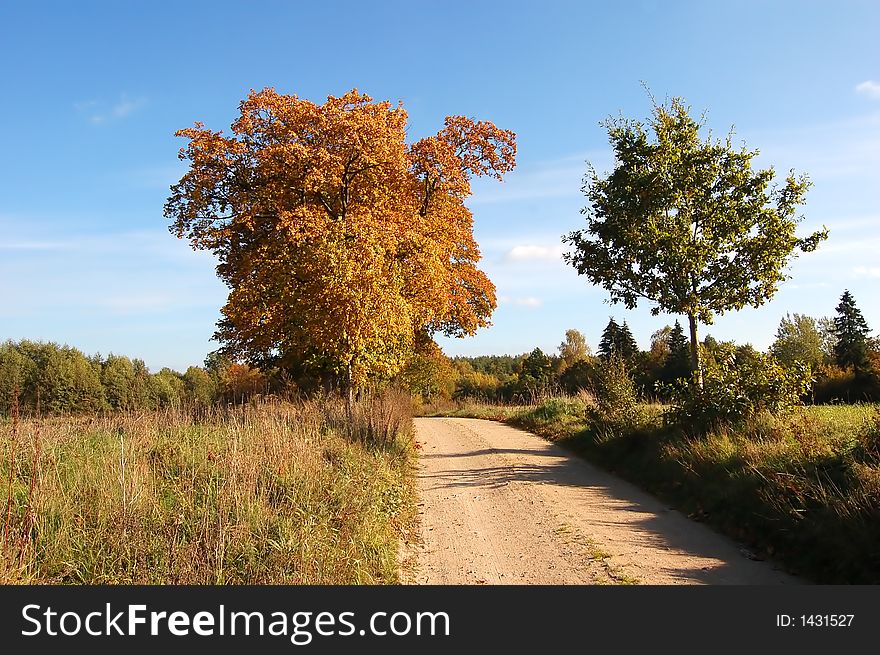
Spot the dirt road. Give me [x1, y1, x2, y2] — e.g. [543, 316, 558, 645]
[401, 417, 799, 585]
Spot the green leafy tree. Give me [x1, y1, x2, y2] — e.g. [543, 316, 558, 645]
[562, 96, 827, 386]
[518, 348, 554, 396]
[833, 290, 871, 372]
[666, 351, 812, 431]
[0, 342, 36, 414]
[771, 313, 825, 370]
[453, 354, 522, 378]
[394, 342, 457, 401]
[128, 359, 154, 409]
[587, 355, 643, 433]
[559, 359, 596, 395]
[183, 366, 217, 406]
[454, 372, 503, 401]
[151, 368, 185, 407]
[101, 354, 138, 409]
[558, 329, 591, 369]
[817, 317, 837, 363]
[31, 343, 106, 413]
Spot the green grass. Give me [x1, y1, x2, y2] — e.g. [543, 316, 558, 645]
[1, 395, 417, 584]
[434, 397, 880, 584]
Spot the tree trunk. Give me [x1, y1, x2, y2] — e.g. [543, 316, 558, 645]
[687, 313, 703, 388]
[345, 362, 354, 415]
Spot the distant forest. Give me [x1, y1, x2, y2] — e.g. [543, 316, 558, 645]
[2, 289, 877, 416]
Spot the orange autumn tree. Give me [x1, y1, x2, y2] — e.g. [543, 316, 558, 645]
[165, 88, 515, 400]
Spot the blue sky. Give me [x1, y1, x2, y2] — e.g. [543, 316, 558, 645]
[1, 1, 878, 371]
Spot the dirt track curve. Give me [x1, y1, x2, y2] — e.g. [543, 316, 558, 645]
[400, 417, 800, 585]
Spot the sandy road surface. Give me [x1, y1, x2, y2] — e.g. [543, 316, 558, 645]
[401, 417, 799, 585]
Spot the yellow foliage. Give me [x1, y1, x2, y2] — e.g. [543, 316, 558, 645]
[166, 88, 516, 389]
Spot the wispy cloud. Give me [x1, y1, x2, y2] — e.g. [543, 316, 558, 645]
[853, 265, 880, 279]
[0, 240, 71, 251]
[96, 293, 179, 314]
[468, 150, 612, 205]
[786, 282, 832, 290]
[76, 94, 147, 125]
[810, 235, 880, 255]
[0, 222, 214, 265]
[746, 112, 880, 183]
[504, 244, 567, 262]
[121, 163, 188, 189]
[856, 80, 880, 99]
[498, 295, 543, 308]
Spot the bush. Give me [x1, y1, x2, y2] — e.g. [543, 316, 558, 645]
[586, 356, 643, 435]
[533, 397, 584, 422]
[667, 351, 812, 432]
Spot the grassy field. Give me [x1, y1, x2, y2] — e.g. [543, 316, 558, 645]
[426, 397, 880, 583]
[0, 393, 416, 584]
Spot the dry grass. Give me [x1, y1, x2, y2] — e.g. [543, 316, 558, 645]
[0, 393, 416, 584]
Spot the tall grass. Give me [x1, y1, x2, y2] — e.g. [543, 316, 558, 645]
[0, 392, 415, 584]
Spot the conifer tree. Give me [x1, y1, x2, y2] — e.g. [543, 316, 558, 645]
[833, 290, 871, 372]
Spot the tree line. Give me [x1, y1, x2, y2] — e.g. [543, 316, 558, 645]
[445, 288, 879, 405]
[0, 341, 278, 416]
[2, 285, 874, 416]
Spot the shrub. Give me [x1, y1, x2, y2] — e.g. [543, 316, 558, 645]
[586, 356, 643, 435]
[814, 364, 856, 403]
[533, 397, 584, 422]
[666, 351, 812, 432]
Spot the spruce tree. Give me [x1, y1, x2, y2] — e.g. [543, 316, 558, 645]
[833, 290, 871, 372]
[598, 318, 620, 359]
[663, 320, 691, 381]
[616, 321, 639, 362]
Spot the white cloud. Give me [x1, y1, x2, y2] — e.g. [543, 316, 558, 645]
[852, 265, 880, 278]
[504, 244, 567, 262]
[855, 80, 880, 99]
